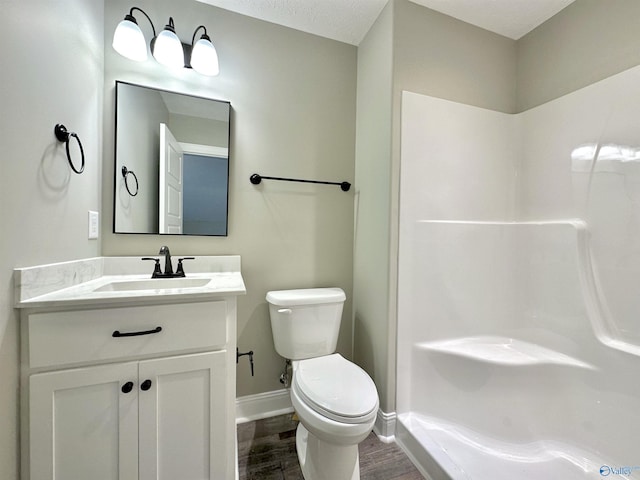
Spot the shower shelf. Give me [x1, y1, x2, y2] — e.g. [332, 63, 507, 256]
[417, 336, 595, 369]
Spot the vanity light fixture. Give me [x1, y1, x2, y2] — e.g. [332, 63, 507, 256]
[112, 7, 220, 76]
[190, 26, 220, 76]
[112, 7, 153, 62]
[152, 17, 184, 69]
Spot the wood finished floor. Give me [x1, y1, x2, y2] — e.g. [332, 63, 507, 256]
[237, 414, 425, 480]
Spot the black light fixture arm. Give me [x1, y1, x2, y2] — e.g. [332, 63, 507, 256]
[128, 7, 156, 37]
[191, 25, 210, 44]
[164, 17, 176, 33]
[250, 173, 351, 192]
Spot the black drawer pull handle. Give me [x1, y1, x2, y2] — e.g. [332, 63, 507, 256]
[140, 379, 152, 391]
[112, 326, 162, 337]
[121, 381, 134, 394]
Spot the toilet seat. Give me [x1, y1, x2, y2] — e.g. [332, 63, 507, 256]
[293, 354, 378, 424]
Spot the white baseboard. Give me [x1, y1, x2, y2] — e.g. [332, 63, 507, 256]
[236, 390, 397, 445]
[236, 389, 293, 424]
[373, 409, 397, 442]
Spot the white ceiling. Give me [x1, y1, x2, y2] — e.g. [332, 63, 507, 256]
[195, 0, 575, 45]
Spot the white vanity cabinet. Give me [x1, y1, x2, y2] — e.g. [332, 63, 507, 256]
[20, 299, 238, 480]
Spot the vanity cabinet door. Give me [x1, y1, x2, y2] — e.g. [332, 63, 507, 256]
[138, 350, 230, 480]
[29, 362, 139, 480]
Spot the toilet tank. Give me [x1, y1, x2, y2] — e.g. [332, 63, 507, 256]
[266, 288, 346, 360]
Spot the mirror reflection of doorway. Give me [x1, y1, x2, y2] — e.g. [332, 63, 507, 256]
[159, 123, 184, 234]
[182, 151, 229, 235]
[158, 124, 229, 235]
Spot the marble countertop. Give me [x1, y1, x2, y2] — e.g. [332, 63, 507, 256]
[14, 256, 246, 309]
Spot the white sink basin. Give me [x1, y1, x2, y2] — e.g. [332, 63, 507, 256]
[93, 277, 211, 292]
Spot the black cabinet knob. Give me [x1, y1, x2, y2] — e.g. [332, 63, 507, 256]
[121, 381, 134, 394]
[140, 379, 152, 391]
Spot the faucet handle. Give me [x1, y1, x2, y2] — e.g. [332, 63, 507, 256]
[175, 257, 195, 277]
[141, 257, 162, 278]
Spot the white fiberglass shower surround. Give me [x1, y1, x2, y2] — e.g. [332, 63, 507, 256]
[396, 66, 640, 479]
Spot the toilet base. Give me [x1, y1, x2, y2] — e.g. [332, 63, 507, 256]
[296, 423, 360, 480]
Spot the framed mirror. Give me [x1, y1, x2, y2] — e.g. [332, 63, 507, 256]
[113, 81, 230, 236]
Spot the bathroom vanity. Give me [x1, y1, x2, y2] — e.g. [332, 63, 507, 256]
[14, 256, 245, 480]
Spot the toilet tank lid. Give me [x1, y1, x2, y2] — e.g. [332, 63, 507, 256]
[266, 288, 346, 306]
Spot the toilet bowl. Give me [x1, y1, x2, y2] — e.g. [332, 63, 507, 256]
[267, 288, 380, 480]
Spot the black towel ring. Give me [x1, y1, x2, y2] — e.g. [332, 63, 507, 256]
[54, 124, 85, 174]
[121, 166, 139, 196]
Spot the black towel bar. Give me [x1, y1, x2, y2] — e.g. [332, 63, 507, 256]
[250, 173, 350, 192]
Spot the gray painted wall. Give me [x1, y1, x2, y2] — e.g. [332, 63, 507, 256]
[0, 1, 104, 477]
[354, 2, 395, 412]
[517, 0, 640, 112]
[394, 0, 517, 114]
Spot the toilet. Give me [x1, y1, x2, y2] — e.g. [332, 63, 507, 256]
[266, 288, 379, 480]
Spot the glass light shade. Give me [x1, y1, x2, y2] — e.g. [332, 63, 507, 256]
[152, 29, 184, 69]
[112, 19, 147, 62]
[190, 37, 219, 76]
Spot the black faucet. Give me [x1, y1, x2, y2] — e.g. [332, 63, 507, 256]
[159, 246, 173, 276]
[141, 247, 194, 278]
